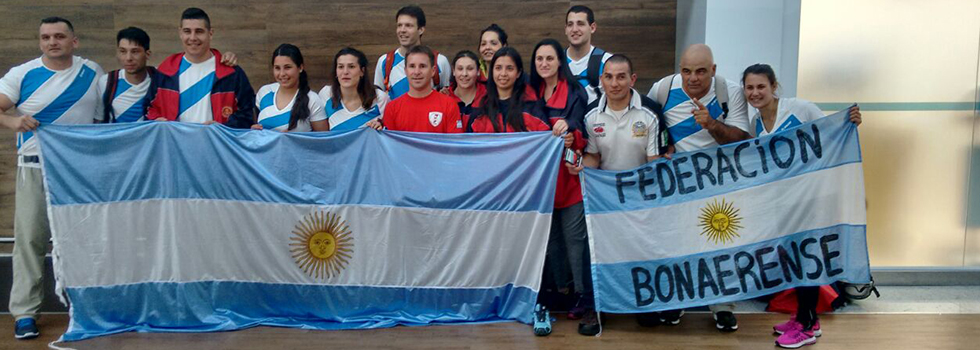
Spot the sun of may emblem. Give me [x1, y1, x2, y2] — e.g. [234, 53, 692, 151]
[289, 211, 353, 279]
[698, 199, 743, 244]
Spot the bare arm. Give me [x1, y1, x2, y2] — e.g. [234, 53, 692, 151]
[0, 94, 38, 132]
[692, 97, 750, 145]
[0, 93, 13, 114]
[703, 117, 751, 144]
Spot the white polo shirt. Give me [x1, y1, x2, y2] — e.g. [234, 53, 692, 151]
[584, 89, 662, 171]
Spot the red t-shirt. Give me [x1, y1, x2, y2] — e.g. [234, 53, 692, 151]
[383, 91, 463, 133]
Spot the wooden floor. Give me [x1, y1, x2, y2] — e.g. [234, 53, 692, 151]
[1, 313, 977, 350]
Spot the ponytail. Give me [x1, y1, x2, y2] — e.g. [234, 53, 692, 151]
[271, 43, 311, 131]
[288, 70, 311, 130]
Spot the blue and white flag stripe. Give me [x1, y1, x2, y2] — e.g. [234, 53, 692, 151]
[64, 282, 536, 340]
[39, 125, 562, 341]
[582, 108, 870, 313]
[588, 162, 865, 263]
[52, 201, 551, 289]
[42, 125, 559, 213]
[583, 111, 862, 214]
[593, 224, 868, 312]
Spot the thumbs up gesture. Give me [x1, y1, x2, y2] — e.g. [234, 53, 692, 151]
[691, 98, 713, 128]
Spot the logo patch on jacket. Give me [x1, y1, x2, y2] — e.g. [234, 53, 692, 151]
[632, 121, 647, 138]
[221, 106, 233, 118]
[429, 112, 443, 127]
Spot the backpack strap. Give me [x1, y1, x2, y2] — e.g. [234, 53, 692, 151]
[585, 47, 605, 88]
[714, 75, 730, 118]
[382, 49, 397, 91]
[432, 50, 441, 88]
[654, 74, 674, 107]
[586, 47, 606, 98]
[140, 67, 158, 120]
[655, 74, 729, 119]
[101, 69, 121, 123]
[639, 94, 671, 155]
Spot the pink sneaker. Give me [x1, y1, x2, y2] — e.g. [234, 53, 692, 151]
[773, 316, 821, 337]
[775, 329, 817, 348]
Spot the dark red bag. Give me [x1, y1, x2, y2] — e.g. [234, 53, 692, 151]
[766, 285, 839, 314]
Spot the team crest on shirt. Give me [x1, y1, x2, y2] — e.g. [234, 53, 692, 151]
[428, 112, 443, 127]
[632, 121, 647, 138]
[221, 106, 233, 118]
[593, 123, 605, 137]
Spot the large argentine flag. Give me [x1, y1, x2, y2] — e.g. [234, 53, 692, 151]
[582, 108, 870, 313]
[38, 124, 562, 341]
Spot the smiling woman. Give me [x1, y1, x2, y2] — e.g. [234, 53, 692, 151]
[319, 47, 389, 131]
[253, 44, 328, 132]
[478, 24, 508, 82]
[469, 47, 547, 134]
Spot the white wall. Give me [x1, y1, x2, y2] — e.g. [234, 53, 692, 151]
[675, 0, 707, 69]
[675, 0, 801, 97]
[705, 0, 800, 96]
[798, 0, 980, 267]
[675, 0, 980, 267]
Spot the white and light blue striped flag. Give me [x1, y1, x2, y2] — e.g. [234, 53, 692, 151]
[582, 108, 870, 313]
[38, 124, 562, 341]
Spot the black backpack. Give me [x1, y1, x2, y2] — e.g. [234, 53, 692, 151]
[638, 94, 671, 155]
[585, 47, 606, 100]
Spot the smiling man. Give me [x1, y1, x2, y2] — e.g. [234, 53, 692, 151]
[368, 45, 461, 133]
[571, 55, 666, 174]
[374, 5, 452, 100]
[569, 54, 670, 336]
[565, 5, 613, 104]
[146, 7, 254, 127]
[0, 16, 104, 340]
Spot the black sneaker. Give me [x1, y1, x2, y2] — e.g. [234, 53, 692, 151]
[578, 309, 601, 336]
[14, 318, 39, 340]
[660, 310, 684, 325]
[636, 312, 660, 327]
[714, 311, 738, 332]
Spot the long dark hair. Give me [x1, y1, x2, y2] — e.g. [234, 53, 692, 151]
[529, 38, 583, 99]
[450, 50, 480, 89]
[330, 47, 378, 111]
[272, 44, 310, 130]
[479, 47, 529, 132]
